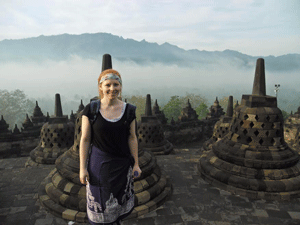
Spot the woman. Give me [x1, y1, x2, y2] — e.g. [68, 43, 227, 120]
[79, 69, 142, 225]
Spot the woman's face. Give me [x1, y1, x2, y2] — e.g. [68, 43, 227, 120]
[99, 78, 122, 100]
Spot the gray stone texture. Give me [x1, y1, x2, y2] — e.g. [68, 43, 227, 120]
[2, 141, 300, 224]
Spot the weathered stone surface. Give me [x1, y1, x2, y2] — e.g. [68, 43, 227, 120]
[138, 94, 173, 155]
[30, 94, 74, 164]
[203, 96, 234, 151]
[152, 99, 167, 125]
[69, 110, 75, 123]
[3, 142, 300, 225]
[206, 97, 225, 119]
[284, 110, 300, 152]
[31, 101, 48, 127]
[0, 115, 10, 136]
[199, 58, 300, 200]
[178, 99, 198, 122]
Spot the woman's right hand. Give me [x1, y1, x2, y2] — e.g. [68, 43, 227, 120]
[79, 169, 90, 185]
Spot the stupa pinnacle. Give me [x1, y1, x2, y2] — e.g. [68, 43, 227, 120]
[102, 54, 112, 71]
[252, 58, 266, 96]
[226, 96, 233, 117]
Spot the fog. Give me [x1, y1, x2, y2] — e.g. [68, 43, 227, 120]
[1, 55, 300, 117]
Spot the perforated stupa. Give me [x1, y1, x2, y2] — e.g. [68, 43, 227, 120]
[199, 58, 300, 200]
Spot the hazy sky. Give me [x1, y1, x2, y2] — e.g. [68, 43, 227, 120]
[1, 0, 299, 56]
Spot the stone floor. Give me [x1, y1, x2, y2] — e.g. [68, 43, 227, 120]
[1, 141, 300, 225]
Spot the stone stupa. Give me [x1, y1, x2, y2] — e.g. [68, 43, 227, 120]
[29, 94, 75, 164]
[137, 94, 174, 155]
[178, 99, 198, 122]
[284, 107, 300, 151]
[152, 99, 167, 125]
[0, 115, 11, 141]
[203, 96, 234, 151]
[206, 97, 225, 119]
[31, 101, 48, 127]
[199, 58, 300, 200]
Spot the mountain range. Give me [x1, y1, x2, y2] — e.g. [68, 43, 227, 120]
[0, 32, 299, 72]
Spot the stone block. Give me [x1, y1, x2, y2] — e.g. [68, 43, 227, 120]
[62, 209, 78, 221]
[136, 205, 149, 217]
[136, 191, 151, 205]
[75, 212, 87, 223]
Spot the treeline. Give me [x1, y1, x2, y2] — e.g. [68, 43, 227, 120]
[124, 93, 209, 122]
[0, 89, 35, 129]
[0, 89, 290, 130]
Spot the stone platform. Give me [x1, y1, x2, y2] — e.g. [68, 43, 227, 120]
[1, 141, 300, 225]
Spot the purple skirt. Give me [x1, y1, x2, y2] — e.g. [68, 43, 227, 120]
[86, 145, 135, 224]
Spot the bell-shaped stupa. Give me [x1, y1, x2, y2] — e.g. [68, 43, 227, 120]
[76, 100, 85, 115]
[21, 114, 40, 138]
[0, 116, 12, 157]
[38, 54, 172, 223]
[29, 94, 75, 164]
[0, 116, 11, 137]
[70, 110, 76, 123]
[178, 99, 198, 122]
[206, 97, 225, 119]
[13, 124, 21, 134]
[203, 96, 234, 150]
[22, 114, 34, 129]
[199, 58, 300, 200]
[31, 101, 47, 126]
[152, 99, 167, 125]
[137, 94, 173, 155]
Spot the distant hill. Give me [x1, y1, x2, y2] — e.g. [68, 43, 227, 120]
[0, 32, 299, 72]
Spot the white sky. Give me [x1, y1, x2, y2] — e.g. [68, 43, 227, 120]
[1, 0, 299, 56]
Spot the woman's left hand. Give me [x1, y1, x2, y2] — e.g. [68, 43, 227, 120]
[132, 164, 142, 180]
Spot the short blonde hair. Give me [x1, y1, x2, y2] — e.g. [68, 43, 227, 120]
[98, 69, 122, 99]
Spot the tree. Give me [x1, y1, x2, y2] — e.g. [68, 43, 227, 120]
[162, 96, 182, 122]
[196, 102, 209, 120]
[181, 93, 208, 110]
[123, 95, 149, 121]
[0, 89, 35, 129]
[162, 93, 208, 122]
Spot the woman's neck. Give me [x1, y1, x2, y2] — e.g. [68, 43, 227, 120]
[101, 97, 121, 106]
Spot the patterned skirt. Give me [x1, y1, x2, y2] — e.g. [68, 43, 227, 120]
[87, 145, 135, 224]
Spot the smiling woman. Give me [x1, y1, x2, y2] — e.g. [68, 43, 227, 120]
[98, 70, 123, 100]
[79, 68, 141, 225]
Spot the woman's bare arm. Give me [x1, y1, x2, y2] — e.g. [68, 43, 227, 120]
[79, 115, 92, 184]
[128, 119, 141, 179]
[128, 119, 138, 165]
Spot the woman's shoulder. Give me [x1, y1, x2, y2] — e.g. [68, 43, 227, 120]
[81, 102, 94, 117]
[82, 103, 90, 115]
[125, 103, 136, 111]
[125, 103, 136, 122]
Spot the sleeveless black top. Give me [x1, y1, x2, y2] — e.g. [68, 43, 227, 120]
[82, 103, 136, 157]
